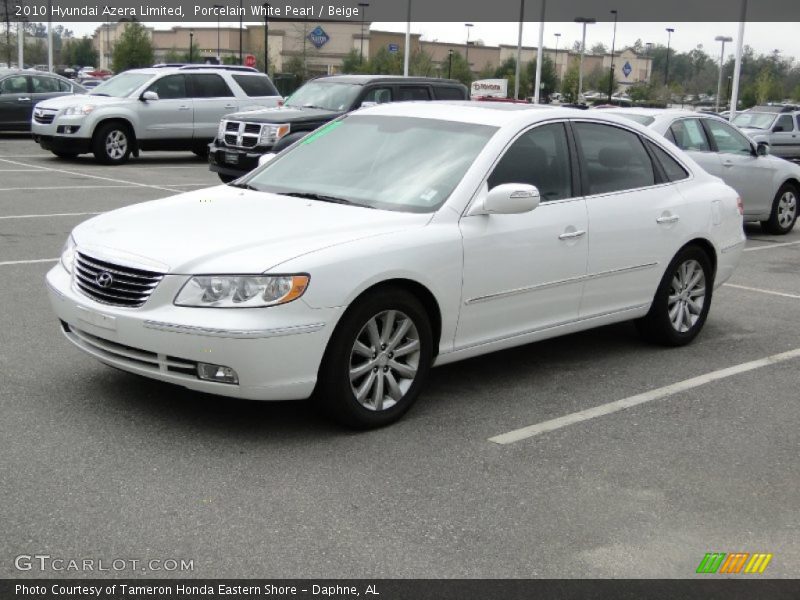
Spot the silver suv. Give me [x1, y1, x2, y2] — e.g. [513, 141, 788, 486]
[31, 65, 282, 164]
[733, 106, 800, 160]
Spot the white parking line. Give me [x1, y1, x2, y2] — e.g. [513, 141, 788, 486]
[724, 283, 800, 300]
[0, 258, 58, 266]
[744, 240, 800, 252]
[0, 212, 101, 220]
[488, 347, 800, 445]
[0, 169, 43, 172]
[0, 185, 140, 192]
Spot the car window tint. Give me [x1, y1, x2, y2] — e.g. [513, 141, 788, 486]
[397, 86, 430, 101]
[487, 122, 573, 202]
[57, 78, 72, 92]
[669, 119, 710, 152]
[573, 122, 655, 195]
[362, 87, 393, 104]
[32, 76, 61, 93]
[775, 114, 794, 132]
[705, 119, 752, 155]
[189, 73, 234, 98]
[147, 74, 187, 99]
[232, 74, 279, 97]
[0, 75, 28, 94]
[433, 87, 466, 100]
[646, 141, 689, 182]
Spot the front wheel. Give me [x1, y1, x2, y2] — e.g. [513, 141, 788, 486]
[316, 288, 433, 429]
[92, 122, 132, 165]
[636, 246, 713, 346]
[761, 183, 798, 235]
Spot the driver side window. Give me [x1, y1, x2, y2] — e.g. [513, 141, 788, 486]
[147, 75, 187, 100]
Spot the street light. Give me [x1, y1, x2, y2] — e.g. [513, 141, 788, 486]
[189, 29, 194, 64]
[263, 3, 271, 75]
[213, 5, 223, 62]
[358, 2, 369, 64]
[554, 32, 561, 84]
[714, 35, 733, 112]
[447, 48, 453, 79]
[574, 17, 596, 102]
[645, 42, 653, 82]
[665, 27, 675, 87]
[607, 9, 618, 102]
[464, 23, 474, 72]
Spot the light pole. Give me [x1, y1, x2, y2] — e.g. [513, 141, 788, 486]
[189, 29, 194, 64]
[464, 23, 473, 73]
[645, 42, 653, 82]
[714, 35, 732, 112]
[607, 9, 618, 102]
[213, 4, 223, 62]
[358, 2, 369, 64]
[263, 3, 270, 75]
[664, 27, 675, 87]
[574, 17, 595, 102]
[554, 32, 561, 84]
[447, 48, 453, 79]
[238, 0, 243, 63]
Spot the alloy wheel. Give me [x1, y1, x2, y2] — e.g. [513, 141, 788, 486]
[777, 190, 797, 229]
[667, 259, 706, 333]
[105, 130, 128, 160]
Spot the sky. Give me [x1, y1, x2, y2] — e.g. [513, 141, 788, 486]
[64, 21, 800, 62]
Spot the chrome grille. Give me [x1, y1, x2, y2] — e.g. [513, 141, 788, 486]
[74, 252, 164, 308]
[33, 109, 56, 124]
[221, 120, 263, 148]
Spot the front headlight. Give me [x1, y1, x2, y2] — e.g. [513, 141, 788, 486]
[259, 123, 290, 145]
[63, 104, 96, 116]
[174, 274, 309, 308]
[60, 235, 77, 274]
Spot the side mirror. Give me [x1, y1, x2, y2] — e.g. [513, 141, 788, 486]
[257, 153, 276, 167]
[359, 101, 377, 109]
[756, 141, 770, 156]
[470, 183, 541, 215]
[140, 90, 158, 102]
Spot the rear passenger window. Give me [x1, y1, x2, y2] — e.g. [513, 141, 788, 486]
[433, 87, 465, 100]
[362, 87, 392, 104]
[704, 119, 752, 155]
[147, 75, 187, 99]
[646, 141, 689, 182]
[397, 86, 430, 101]
[669, 119, 710, 152]
[189, 74, 234, 98]
[573, 122, 655, 195]
[487, 123, 573, 202]
[232, 75, 279, 97]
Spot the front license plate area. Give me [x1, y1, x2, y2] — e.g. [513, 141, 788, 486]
[76, 305, 117, 331]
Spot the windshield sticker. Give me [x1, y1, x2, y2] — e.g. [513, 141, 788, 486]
[301, 120, 343, 145]
[420, 189, 438, 202]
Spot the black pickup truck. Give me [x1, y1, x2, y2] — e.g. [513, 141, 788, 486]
[208, 74, 469, 182]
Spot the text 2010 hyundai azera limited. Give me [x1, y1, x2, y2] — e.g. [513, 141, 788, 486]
[47, 102, 745, 428]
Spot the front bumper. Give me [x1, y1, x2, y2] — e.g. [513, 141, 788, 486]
[46, 264, 341, 401]
[32, 117, 93, 154]
[208, 141, 270, 179]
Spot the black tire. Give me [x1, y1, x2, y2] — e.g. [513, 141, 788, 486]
[316, 287, 433, 429]
[636, 245, 714, 347]
[51, 151, 78, 159]
[92, 122, 132, 165]
[760, 183, 798, 235]
[218, 173, 237, 184]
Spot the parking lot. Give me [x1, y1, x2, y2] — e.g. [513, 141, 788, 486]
[1, 134, 798, 579]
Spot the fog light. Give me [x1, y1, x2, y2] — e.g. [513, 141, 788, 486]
[197, 363, 239, 384]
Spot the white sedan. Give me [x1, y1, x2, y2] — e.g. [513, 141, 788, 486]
[606, 108, 800, 234]
[47, 102, 745, 428]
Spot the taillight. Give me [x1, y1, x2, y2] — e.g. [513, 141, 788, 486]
[736, 197, 744, 216]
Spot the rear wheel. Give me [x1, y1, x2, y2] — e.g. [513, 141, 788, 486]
[316, 288, 433, 428]
[761, 183, 798, 235]
[636, 245, 713, 346]
[92, 122, 132, 165]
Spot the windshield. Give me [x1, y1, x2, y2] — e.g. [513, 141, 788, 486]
[610, 113, 656, 126]
[89, 72, 153, 97]
[245, 115, 497, 212]
[733, 112, 776, 129]
[284, 81, 362, 111]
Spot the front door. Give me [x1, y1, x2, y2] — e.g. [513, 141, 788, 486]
[138, 74, 193, 141]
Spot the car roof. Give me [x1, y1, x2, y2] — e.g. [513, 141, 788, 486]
[310, 74, 464, 86]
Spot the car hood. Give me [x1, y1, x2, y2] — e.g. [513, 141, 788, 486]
[35, 93, 129, 110]
[72, 186, 430, 274]
[226, 105, 341, 124]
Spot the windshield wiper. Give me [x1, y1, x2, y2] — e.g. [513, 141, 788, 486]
[227, 181, 259, 191]
[281, 191, 373, 208]
[90, 93, 110, 96]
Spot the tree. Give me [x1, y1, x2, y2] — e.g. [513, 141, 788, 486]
[409, 49, 435, 77]
[62, 37, 98, 68]
[755, 68, 782, 104]
[112, 22, 153, 72]
[282, 55, 308, 84]
[340, 49, 363, 74]
[493, 56, 529, 98]
[561, 59, 580, 102]
[526, 55, 558, 99]
[590, 42, 607, 55]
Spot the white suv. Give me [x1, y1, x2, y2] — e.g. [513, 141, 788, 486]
[31, 65, 282, 164]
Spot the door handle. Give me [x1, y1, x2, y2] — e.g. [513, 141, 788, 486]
[722, 160, 734, 168]
[558, 229, 586, 240]
[17, 97, 30, 102]
[178, 105, 191, 111]
[223, 104, 236, 109]
[656, 215, 680, 224]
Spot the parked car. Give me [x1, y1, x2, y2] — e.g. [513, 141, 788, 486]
[208, 75, 468, 182]
[608, 108, 800, 234]
[47, 103, 744, 428]
[0, 68, 86, 131]
[31, 65, 282, 164]
[732, 107, 800, 159]
[79, 78, 104, 90]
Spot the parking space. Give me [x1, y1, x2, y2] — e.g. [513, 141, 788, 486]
[1, 135, 798, 578]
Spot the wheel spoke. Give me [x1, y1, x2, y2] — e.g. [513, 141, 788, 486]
[385, 372, 403, 401]
[387, 318, 411, 350]
[365, 317, 381, 349]
[349, 360, 374, 382]
[671, 302, 683, 330]
[393, 339, 420, 358]
[389, 359, 416, 379]
[355, 370, 377, 402]
[352, 340, 373, 358]
[380, 310, 396, 344]
[682, 302, 693, 330]
[688, 286, 705, 298]
[372, 373, 385, 410]
[686, 297, 703, 314]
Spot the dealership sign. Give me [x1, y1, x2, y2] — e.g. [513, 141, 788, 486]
[307, 26, 330, 49]
[471, 79, 508, 98]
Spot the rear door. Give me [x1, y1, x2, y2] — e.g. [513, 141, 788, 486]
[138, 74, 193, 141]
[666, 117, 722, 176]
[0, 75, 32, 129]
[396, 85, 432, 102]
[186, 73, 238, 141]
